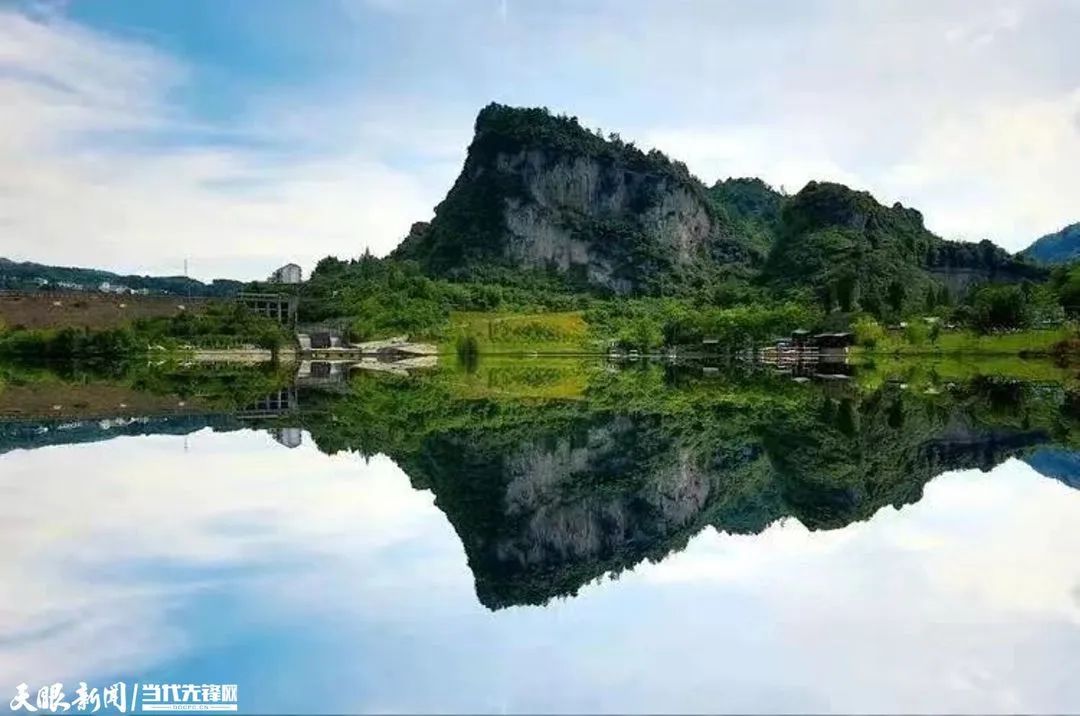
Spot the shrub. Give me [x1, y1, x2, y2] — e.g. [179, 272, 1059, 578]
[455, 333, 480, 371]
[853, 316, 886, 348]
[904, 321, 929, 346]
[970, 284, 1032, 333]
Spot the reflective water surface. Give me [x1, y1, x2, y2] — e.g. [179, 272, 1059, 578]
[1, 357, 1079, 713]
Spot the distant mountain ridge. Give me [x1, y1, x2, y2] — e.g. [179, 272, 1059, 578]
[0, 257, 243, 297]
[1021, 223, 1080, 265]
[1023, 449, 1080, 490]
[394, 103, 1043, 306]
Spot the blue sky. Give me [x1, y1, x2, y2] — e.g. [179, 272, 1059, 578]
[1, 0, 1078, 279]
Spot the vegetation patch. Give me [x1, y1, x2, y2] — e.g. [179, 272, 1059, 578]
[447, 311, 591, 353]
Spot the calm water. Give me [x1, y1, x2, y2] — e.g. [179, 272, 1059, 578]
[2, 358, 1079, 713]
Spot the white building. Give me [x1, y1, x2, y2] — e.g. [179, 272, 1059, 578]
[268, 263, 302, 284]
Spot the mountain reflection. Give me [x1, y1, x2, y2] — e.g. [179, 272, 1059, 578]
[295, 359, 1079, 609]
[1, 357, 1078, 610]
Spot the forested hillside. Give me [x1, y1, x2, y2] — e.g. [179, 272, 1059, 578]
[765, 181, 1043, 314]
[0, 258, 243, 297]
[1022, 223, 1080, 265]
[394, 104, 1042, 308]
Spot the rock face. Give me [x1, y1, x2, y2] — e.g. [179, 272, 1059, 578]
[393, 104, 750, 294]
[394, 103, 1044, 303]
[498, 150, 717, 293]
[926, 238, 1046, 296]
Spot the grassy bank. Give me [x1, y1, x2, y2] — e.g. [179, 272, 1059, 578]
[852, 326, 1076, 357]
[445, 311, 594, 354]
[444, 312, 1078, 358]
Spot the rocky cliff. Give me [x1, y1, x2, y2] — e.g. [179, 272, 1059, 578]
[393, 104, 753, 294]
[394, 104, 1044, 304]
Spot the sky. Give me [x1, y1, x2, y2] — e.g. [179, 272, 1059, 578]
[1, 0, 1078, 280]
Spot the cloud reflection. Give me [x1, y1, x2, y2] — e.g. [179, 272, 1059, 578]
[1, 433, 1078, 713]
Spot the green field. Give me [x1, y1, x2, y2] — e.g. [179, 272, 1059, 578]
[853, 327, 1075, 356]
[446, 309, 1077, 358]
[444, 355, 598, 400]
[445, 311, 595, 354]
[852, 353, 1078, 392]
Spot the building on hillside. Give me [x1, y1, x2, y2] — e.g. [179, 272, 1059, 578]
[268, 263, 302, 284]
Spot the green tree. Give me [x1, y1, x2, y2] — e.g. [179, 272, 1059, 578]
[970, 284, 1031, 333]
[938, 285, 952, 307]
[904, 321, 929, 346]
[929, 322, 942, 345]
[924, 287, 938, 313]
[887, 281, 906, 314]
[852, 316, 885, 349]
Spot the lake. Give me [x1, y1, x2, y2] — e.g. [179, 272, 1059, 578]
[2, 356, 1079, 713]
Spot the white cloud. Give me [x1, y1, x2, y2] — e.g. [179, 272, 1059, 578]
[641, 126, 864, 195]
[881, 90, 1080, 245]
[0, 10, 445, 280]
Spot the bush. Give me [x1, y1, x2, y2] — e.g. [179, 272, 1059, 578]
[0, 326, 139, 357]
[904, 321, 929, 346]
[617, 316, 664, 351]
[853, 316, 885, 348]
[970, 284, 1032, 333]
[455, 333, 480, 371]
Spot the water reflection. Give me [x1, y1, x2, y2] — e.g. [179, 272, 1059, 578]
[1, 357, 1079, 712]
[287, 358, 1077, 609]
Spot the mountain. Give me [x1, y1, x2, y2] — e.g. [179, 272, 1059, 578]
[765, 181, 1043, 313]
[0, 258, 244, 297]
[394, 103, 1043, 305]
[1021, 223, 1080, 265]
[393, 103, 756, 294]
[1023, 448, 1080, 489]
[707, 177, 784, 255]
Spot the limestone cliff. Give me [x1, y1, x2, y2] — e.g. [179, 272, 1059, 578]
[393, 104, 752, 294]
[393, 104, 1044, 304]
